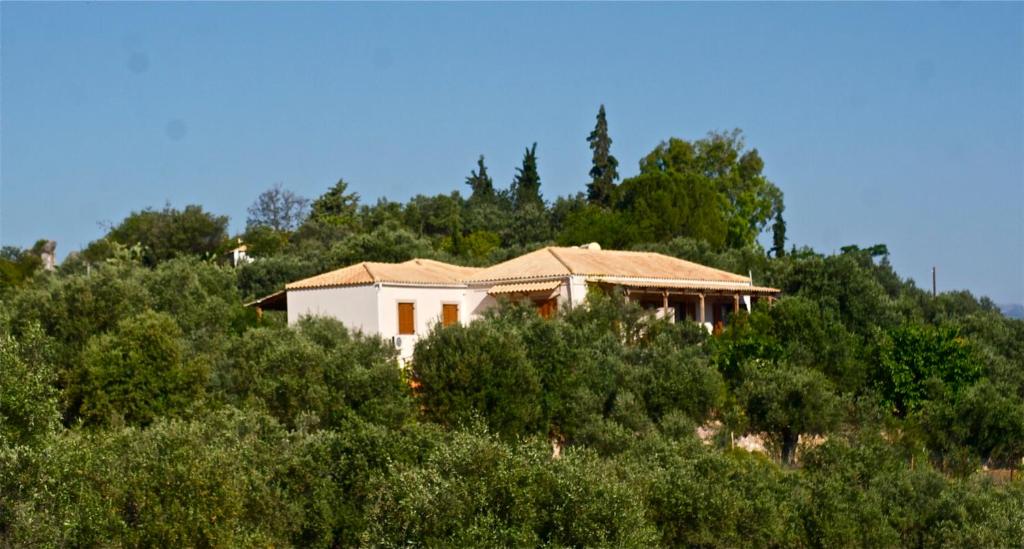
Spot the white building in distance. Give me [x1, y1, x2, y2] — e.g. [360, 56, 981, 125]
[249, 244, 780, 361]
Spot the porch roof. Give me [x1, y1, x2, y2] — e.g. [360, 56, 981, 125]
[488, 280, 562, 295]
[591, 277, 780, 296]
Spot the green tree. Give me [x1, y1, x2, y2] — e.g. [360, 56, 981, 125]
[771, 210, 787, 257]
[639, 130, 783, 248]
[739, 364, 841, 464]
[218, 317, 411, 429]
[510, 143, 543, 211]
[326, 225, 435, 266]
[309, 178, 360, 226]
[89, 204, 228, 266]
[465, 155, 495, 203]
[874, 324, 980, 417]
[72, 311, 206, 426]
[586, 104, 619, 206]
[616, 170, 728, 247]
[0, 326, 58, 446]
[557, 205, 639, 249]
[0, 244, 45, 288]
[413, 321, 544, 438]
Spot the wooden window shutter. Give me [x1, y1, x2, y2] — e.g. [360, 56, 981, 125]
[442, 304, 459, 327]
[398, 302, 415, 335]
[536, 298, 557, 319]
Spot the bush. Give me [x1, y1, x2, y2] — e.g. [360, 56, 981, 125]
[71, 311, 207, 427]
[414, 321, 544, 437]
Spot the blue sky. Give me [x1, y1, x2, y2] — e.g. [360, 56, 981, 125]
[2, 2, 1022, 303]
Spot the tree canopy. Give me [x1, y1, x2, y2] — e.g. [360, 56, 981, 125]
[4, 111, 1022, 547]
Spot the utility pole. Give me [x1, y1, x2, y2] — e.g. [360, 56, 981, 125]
[932, 266, 937, 297]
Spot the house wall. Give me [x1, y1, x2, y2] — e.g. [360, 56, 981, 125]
[465, 287, 497, 320]
[566, 276, 588, 308]
[376, 285, 470, 360]
[286, 285, 380, 333]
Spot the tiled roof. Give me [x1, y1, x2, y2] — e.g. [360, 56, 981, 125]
[286, 258, 480, 290]
[466, 246, 751, 284]
[488, 280, 562, 295]
[594, 277, 780, 295]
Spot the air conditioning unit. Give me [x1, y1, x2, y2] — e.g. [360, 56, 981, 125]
[392, 336, 403, 349]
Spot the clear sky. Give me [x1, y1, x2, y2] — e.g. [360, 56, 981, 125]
[2, 2, 1022, 303]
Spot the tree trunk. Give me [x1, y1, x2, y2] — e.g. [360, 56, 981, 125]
[781, 430, 799, 466]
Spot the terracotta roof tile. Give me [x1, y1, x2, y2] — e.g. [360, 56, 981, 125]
[286, 258, 480, 290]
[488, 280, 562, 295]
[466, 246, 751, 284]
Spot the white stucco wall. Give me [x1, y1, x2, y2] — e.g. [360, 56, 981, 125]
[376, 285, 471, 360]
[566, 276, 588, 308]
[286, 285, 380, 333]
[465, 287, 497, 320]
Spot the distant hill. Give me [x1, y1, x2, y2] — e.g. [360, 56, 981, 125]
[1000, 303, 1024, 319]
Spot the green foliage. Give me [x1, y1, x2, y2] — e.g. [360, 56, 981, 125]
[236, 253, 319, 300]
[326, 224, 436, 266]
[2, 409, 299, 546]
[639, 130, 784, 248]
[87, 204, 228, 266]
[465, 154, 496, 203]
[771, 210, 787, 257]
[216, 317, 412, 430]
[586, 104, 619, 206]
[0, 326, 59, 447]
[308, 178, 360, 226]
[362, 427, 658, 547]
[511, 142, 543, 211]
[739, 364, 842, 464]
[241, 224, 291, 257]
[616, 169, 729, 247]
[72, 311, 207, 427]
[3, 119, 1023, 546]
[414, 321, 544, 437]
[921, 379, 1024, 469]
[874, 324, 980, 417]
[715, 297, 863, 392]
[639, 437, 800, 546]
[0, 244, 44, 288]
[557, 204, 640, 248]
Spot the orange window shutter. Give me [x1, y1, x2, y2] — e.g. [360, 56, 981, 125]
[537, 298, 557, 319]
[398, 303, 415, 334]
[442, 304, 459, 327]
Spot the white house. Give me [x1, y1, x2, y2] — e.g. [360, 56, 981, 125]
[250, 244, 780, 361]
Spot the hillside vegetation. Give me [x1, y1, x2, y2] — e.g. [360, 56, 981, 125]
[2, 111, 1022, 547]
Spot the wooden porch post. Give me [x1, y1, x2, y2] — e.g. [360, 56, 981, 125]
[733, 293, 740, 314]
[698, 293, 705, 324]
[662, 290, 669, 313]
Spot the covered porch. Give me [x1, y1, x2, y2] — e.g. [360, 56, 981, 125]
[587, 278, 780, 333]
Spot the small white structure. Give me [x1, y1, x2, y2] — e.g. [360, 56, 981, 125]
[251, 244, 780, 361]
[224, 241, 253, 267]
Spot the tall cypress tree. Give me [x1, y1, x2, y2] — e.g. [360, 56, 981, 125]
[771, 210, 787, 258]
[586, 105, 619, 207]
[465, 155, 495, 202]
[511, 143, 542, 210]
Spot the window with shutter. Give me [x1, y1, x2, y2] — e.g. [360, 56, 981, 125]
[442, 304, 459, 327]
[398, 302, 415, 335]
[535, 298, 557, 319]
